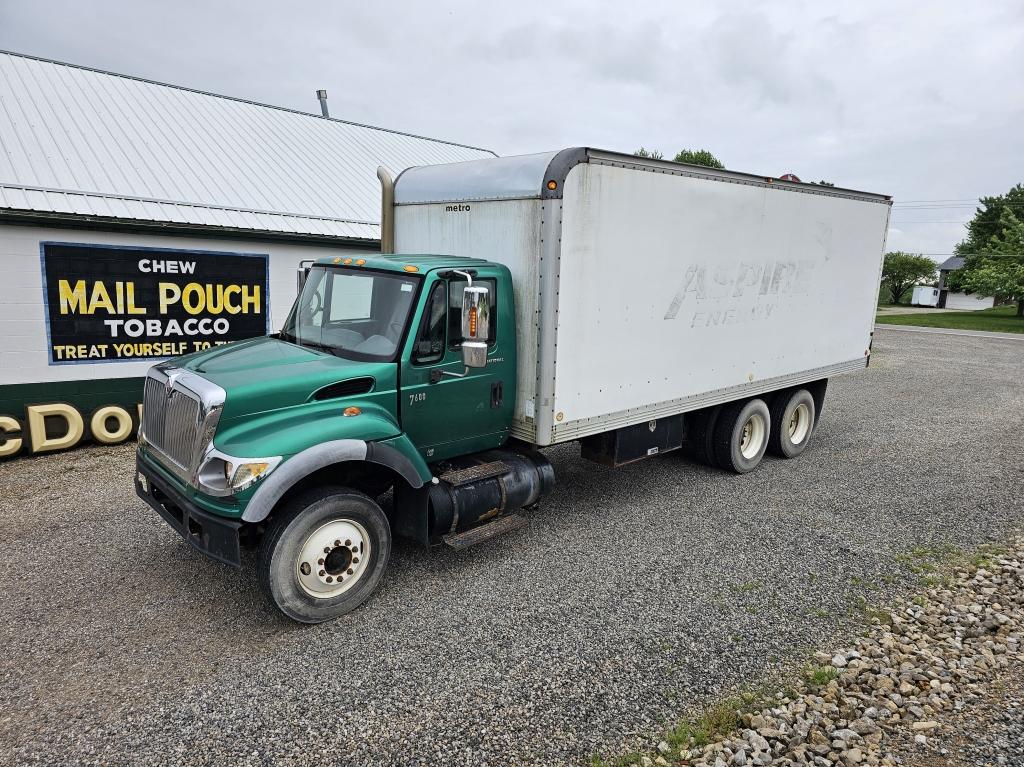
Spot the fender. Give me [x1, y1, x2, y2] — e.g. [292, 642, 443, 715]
[241, 438, 429, 523]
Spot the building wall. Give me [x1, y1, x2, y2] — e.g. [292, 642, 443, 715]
[944, 291, 995, 311]
[0, 222, 374, 458]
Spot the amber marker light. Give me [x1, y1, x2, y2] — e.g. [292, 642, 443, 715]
[355, 259, 366, 266]
[332, 257, 341, 264]
[343, 406, 361, 417]
[343, 257, 353, 265]
[402, 265, 419, 273]
[547, 180, 557, 190]
[468, 306, 478, 336]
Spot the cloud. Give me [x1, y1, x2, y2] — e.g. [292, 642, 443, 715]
[1, 0, 1022, 260]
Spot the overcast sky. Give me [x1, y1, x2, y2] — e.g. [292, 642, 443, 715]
[2, 1, 1022, 261]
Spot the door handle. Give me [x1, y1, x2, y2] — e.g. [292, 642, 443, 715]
[490, 381, 503, 409]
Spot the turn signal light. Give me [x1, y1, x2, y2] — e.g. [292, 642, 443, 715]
[547, 180, 557, 190]
[468, 306, 478, 336]
[343, 406, 361, 417]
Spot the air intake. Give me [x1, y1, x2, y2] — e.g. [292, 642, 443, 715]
[312, 377, 374, 401]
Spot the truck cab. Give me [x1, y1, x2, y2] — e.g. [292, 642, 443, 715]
[135, 254, 554, 623]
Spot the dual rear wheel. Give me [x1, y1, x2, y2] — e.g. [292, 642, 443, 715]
[691, 388, 817, 474]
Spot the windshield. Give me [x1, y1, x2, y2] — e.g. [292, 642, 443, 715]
[280, 266, 419, 360]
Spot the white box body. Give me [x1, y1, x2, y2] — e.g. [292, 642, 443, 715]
[394, 149, 891, 446]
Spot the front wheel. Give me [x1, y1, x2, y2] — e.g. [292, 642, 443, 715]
[257, 487, 391, 623]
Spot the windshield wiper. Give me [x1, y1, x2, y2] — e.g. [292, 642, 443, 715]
[280, 329, 345, 357]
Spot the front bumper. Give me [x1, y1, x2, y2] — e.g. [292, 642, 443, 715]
[135, 456, 243, 567]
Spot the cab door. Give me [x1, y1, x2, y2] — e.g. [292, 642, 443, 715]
[400, 273, 513, 462]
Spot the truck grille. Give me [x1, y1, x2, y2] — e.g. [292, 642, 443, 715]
[142, 375, 201, 469]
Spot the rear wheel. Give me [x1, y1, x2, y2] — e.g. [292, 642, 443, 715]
[713, 398, 770, 473]
[769, 388, 816, 458]
[683, 406, 722, 466]
[258, 486, 391, 623]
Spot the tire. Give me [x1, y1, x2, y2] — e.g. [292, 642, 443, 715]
[768, 388, 816, 459]
[257, 486, 391, 623]
[683, 406, 722, 467]
[712, 398, 770, 474]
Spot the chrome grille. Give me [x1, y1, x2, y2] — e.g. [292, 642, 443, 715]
[142, 374, 201, 469]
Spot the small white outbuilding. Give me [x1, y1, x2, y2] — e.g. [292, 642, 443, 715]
[911, 286, 940, 307]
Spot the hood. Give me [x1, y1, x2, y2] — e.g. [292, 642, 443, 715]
[174, 336, 395, 421]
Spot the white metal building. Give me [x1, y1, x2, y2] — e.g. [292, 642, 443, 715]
[0, 50, 494, 457]
[936, 257, 995, 310]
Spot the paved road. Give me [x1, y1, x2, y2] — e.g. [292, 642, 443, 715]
[876, 323, 1024, 342]
[1, 328, 1022, 766]
[875, 306, 961, 316]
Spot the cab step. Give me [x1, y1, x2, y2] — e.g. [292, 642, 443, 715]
[438, 460, 510, 486]
[442, 514, 527, 551]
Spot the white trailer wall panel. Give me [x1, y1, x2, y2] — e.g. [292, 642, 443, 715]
[944, 291, 995, 311]
[394, 149, 891, 446]
[553, 162, 889, 438]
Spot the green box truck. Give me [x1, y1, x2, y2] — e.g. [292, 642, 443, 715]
[135, 149, 891, 622]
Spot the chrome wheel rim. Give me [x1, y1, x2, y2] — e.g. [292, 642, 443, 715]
[739, 413, 767, 459]
[296, 519, 370, 599]
[788, 403, 811, 445]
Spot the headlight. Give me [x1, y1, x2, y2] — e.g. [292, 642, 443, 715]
[194, 451, 281, 497]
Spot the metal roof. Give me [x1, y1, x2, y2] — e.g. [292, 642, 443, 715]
[939, 256, 965, 271]
[0, 50, 495, 241]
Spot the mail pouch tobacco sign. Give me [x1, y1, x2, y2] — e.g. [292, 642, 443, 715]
[41, 242, 269, 364]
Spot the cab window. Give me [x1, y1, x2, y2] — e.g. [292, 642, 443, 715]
[412, 282, 447, 364]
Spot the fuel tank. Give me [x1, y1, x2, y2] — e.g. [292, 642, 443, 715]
[427, 447, 555, 541]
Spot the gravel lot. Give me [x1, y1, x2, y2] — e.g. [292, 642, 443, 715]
[1, 328, 1022, 767]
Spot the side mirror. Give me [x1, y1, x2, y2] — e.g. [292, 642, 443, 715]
[461, 285, 490, 368]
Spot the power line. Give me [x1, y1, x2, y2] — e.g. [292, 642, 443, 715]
[894, 203, 1024, 209]
[893, 198, 980, 203]
[892, 198, 1012, 204]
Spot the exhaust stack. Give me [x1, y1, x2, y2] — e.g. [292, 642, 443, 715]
[377, 166, 395, 254]
[316, 89, 329, 118]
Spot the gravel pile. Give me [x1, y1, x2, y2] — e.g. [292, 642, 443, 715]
[911, 675, 1024, 767]
[1, 329, 1022, 767]
[646, 540, 1024, 767]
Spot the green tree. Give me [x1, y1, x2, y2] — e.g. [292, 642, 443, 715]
[634, 147, 664, 160]
[881, 251, 937, 304]
[954, 184, 1024, 257]
[949, 207, 1024, 316]
[672, 148, 725, 169]
[949, 184, 1024, 316]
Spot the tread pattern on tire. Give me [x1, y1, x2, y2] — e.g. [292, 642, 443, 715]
[684, 406, 721, 467]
